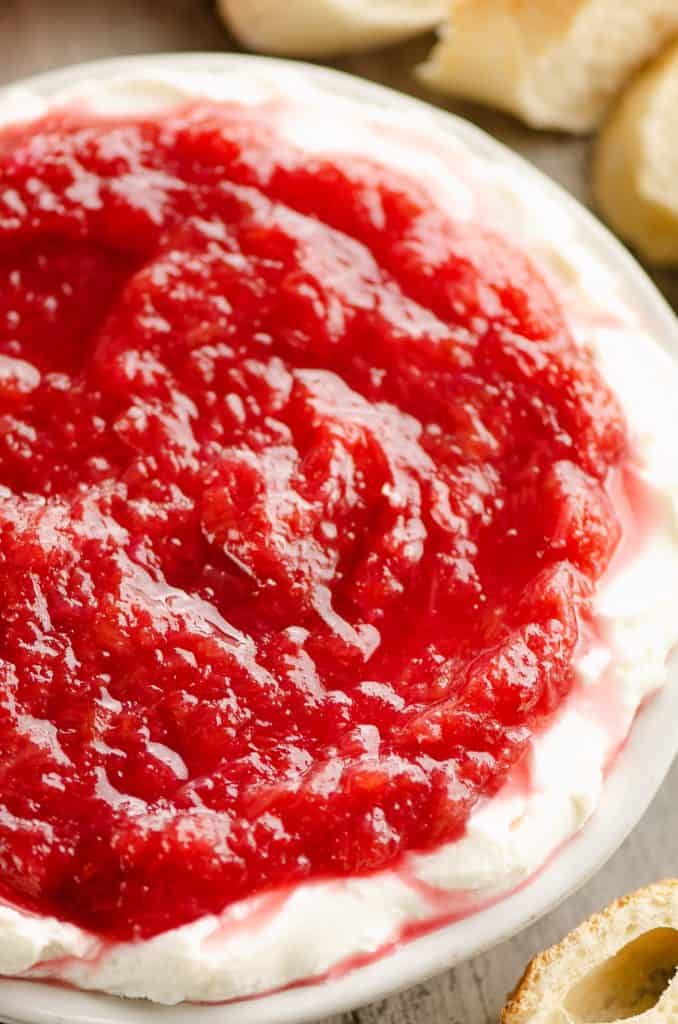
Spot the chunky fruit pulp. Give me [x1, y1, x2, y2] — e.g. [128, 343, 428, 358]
[0, 101, 628, 940]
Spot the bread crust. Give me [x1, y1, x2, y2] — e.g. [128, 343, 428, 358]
[502, 880, 678, 1023]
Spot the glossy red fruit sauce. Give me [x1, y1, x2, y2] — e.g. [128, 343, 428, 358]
[0, 101, 628, 940]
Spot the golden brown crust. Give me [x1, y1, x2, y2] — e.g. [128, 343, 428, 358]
[501, 880, 678, 1023]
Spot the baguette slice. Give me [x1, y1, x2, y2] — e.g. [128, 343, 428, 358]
[419, 0, 678, 133]
[217, 0, 446, 58]
[594, 39, 678, 267]
[502, 880, 678, 1023]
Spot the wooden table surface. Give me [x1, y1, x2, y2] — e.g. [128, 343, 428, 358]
[0, 3, 676, 1022]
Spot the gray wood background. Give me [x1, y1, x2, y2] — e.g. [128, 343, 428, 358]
[0, 3, 676, 1021]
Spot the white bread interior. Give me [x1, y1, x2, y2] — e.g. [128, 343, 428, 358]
[502, 880, 678, 1023]
[419, 0, 678, 133]
[594, 38, 678, 267]
[218, 0, 446, 58]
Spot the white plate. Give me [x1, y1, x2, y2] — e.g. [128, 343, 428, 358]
[0, 52, 677, 1024]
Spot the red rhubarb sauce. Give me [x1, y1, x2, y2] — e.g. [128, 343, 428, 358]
[0, 101, 628, 941]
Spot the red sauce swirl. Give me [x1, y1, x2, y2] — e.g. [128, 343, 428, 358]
[0, 102, 627, 939]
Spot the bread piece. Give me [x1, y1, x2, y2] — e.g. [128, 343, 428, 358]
[594, 39, 678, 267]
[217, 0, 446, 58]
[419, 1, 678, 133]
[502, 880, 678, 1023]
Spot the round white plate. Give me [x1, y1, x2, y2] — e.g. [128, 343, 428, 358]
[0, 52, 677, 1024]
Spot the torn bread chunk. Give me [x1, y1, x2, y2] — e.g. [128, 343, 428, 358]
[420, 0, 678, 133]
[594, 38, 678, 267]
[502, 880, 678, 1023]
[217, 0, 446, 58]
